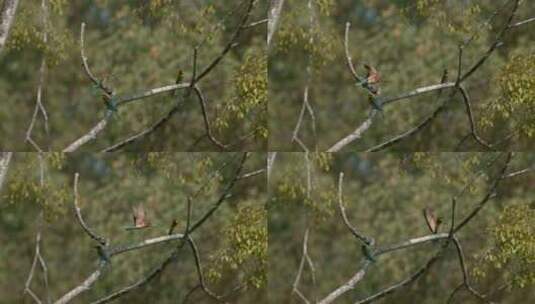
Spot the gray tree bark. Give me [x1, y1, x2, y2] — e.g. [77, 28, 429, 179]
[0, 0, 20, 53]
[0, 152, 13, 192]
[268, 0, 284, 49]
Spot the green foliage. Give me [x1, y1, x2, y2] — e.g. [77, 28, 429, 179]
[272, 153, 336, 221]
[269, 153, 535, 304]
[6, 2, 73, 67]
[275, 22, 339, 69]
[482, 54, 535, 138]
[316, 0, 336, 16]
[216, 53, 268, 140]
[3, 156, 69, 221]
[475, 203, 535, 289]
[49, 0, 69, 15]
[0, 153, 266, 303]
[208, 205, 267, 289]
[269, 0, 534, 150]
[0, 1, 266, 150]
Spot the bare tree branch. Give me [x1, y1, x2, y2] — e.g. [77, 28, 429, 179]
[54, 268, 104, 304]
[267, 152, 277, 182]
[24, 154, 51, 304]
[73, 173, 107, 246]
[327, 0, 522, 152]
[188, 152, 248, 233]
[337, 172, 372, 245]
[453, 152, 512, 233]
[292, 227, 312, 304]
[457, 85, 493, 150]
[65, 0, 255, 152]
[317, 260, 372, 304]
[268, 0, 285, 48]
[447, 237, 488, 304]
[509, 16, 535, 28]
[0, 152, 13, 192]
[26, 0, 50, 152]
[354, 247, 445, 304]
[187, 236, 224, 302]
[327, 111, 378, 152]
[0, 0, 20, 53]
[317, 153, 514, 304]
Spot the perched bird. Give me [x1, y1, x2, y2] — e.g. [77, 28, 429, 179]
[132, 204, 150, 229]
[361, 243, 376, 262]
[358, 64, 383, 111]
[167, 219, 178, 235]
[437, 69, 448, 98]
[423, 207, 442, 234]
[94, 244, 111, 266]
[171, 69, 184, 97]
[368, 94, 383, 112]
[102, 93, 118, 114]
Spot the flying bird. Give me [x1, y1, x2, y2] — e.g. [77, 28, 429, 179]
[423, 207, 442, 234]
[128, 204, 151, 230]
[362, 64, 381, 88]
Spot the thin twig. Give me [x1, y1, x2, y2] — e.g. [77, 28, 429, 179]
[100, 100, 185, 152]
[454, 153, 512, 233]
[25, 0, 50, 151]
[267, 152, 277, 181]
[344, 22, 362, 83]
[195, 0, 255, 82]
[509, 16, 535, 28]
[187, 236, 223, 302]
[192, 85, 228, 150]
[460, 0, 519, 82]
[188, 152, 248, 233]
[447, 237, 489, 303]
[337, 172, 371, 245]
[292, 228, 312, 304]
[267, 0, 285, 48]
[243, 18, 267, 28]
[237, 168, 265, 180]
[73, 173, 107, 245]
[457, 85, 493, 150]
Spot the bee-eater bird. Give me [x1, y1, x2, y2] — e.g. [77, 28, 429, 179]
[361, 243, 376, 262]
[171, 69, 184, 97]
[356, 64, 383, 111]
[94, 244, 111, 266]
[363, 64, 380, 86]
[101, 93, 118, 113]
[423, 207, 442, 234]
[132, 204, 150, 229]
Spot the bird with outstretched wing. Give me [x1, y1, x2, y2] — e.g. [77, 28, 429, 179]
[125, 204, 151, 231]
[423, 207, 442, 234]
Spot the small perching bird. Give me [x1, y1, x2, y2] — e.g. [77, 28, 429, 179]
[94, 244, 111, 267]
[170, 69, 184, 97]
[423, 207, 442, 234]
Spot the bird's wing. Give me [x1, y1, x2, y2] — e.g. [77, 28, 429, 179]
[423, 207, 437, 233]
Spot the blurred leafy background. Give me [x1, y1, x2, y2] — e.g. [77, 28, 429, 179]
[0, 152, 266, 303]
[269, 152, 535, 303]
[269, 0, 535, 151]
[0, 0, 267, 151]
